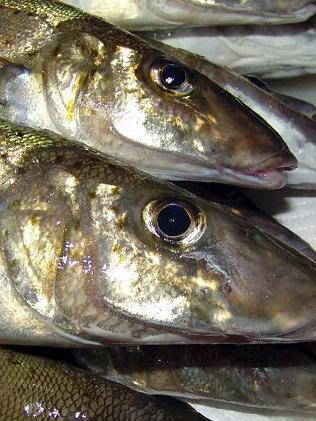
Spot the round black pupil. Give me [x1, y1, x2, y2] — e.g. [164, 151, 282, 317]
[157, 204, 191, 237]
[161, 63, 186, 89]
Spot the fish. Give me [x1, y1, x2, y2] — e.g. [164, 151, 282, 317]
[74, 344, 316, 413]
[245, 75, 316, 120]
[138, 16, 316, 79]
[0, 119, 316, 347]
[148, 40, 316, 189]
[59, 0, 316, 29]
[177, 182, 316, 261]
[0, 347, 207, 420]
[268, 74, 316, 109]
[244, 187, 316, 251]
[0, 0, 297, 189]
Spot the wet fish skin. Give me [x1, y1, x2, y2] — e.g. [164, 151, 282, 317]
[59, 0, 316, 29]
[244, 75, 316, 120]
[177, 182, 316, 262]
[149, 40, 316, 189]
[0, 347, 208, 420]
[0, 0, 296, 189]
[74, 344, 316, 414]
[139, 16, 316, 79]
[0, 120, 316, 346]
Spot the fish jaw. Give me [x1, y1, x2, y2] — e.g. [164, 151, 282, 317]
[136, 145, 296, 189]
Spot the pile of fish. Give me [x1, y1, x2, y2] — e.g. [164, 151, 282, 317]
[0, 0, 316, 419]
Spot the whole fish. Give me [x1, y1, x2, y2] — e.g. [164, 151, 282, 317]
[0, 119, 316, 346]
[75, 344, 316, 413]
[0, 0, 297, 189]
[0, 347, 207, 420]
[149, 40, 316, 189]
[139, 16, 316, 79]
[59, 0, 316, 29]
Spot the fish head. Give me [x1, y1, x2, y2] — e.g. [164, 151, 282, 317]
[1, 121, 313, 346]
[46, 24, 296, 188]
[89, 179, 316, 341]
[143, 52, 298, 188]
[135, 49, 293, 187]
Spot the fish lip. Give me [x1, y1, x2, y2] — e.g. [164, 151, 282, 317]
[220, 166, 288, 189]
[250, 153, 298, 174]
[248, 169, 287, 189]
[237, 153, 298, 189]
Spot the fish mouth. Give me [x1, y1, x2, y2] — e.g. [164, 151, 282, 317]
[243, 168, 288, 189]
[213, 166, 288, 189]
[240, 153, 298, 189]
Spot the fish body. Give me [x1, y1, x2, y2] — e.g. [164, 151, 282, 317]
[0, 0, 296, 189]
[0, 347, 207, 420]
[60, 0, 316, 29]
[0, 119, 316, 346]
[75, 344, 316, 413]
[139, 17, 316, 79]
[150, 41, 316, 189]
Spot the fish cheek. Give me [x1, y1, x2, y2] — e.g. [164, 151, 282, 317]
[43, 31, 109, 137]
[0, 169, 75, 324]
[83, 187, 193, 329]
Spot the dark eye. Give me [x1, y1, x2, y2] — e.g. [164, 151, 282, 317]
[157, 203, 192, 237]
[143, 199, 205, 244]
[150, 58, 193, 95]
[160, 63, 187, 89]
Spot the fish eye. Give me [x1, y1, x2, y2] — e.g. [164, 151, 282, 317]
[157, 203, 191, 237]
[150, 58, 193, 95]
[143, 199, 205, 244]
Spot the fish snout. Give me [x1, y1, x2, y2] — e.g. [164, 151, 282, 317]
[244, 151, 298, 188]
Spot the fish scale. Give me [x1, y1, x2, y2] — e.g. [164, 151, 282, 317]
[0, 347, 207, 420]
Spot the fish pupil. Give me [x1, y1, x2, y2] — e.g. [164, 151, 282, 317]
[161, 63, 187, 89]
[157, 204, 191, 237]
